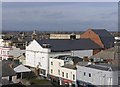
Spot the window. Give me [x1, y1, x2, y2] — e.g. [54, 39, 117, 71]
[38, 62, 41, 66]
[2, 51, 6, 55]
[7, 51, 10, 55]
[84, 72, 86, 76]
[59, 62, 61, 66]
[51, 69, 53, 74]
[40, 69, 46, 75]
[62, 72, 64, 77]
[51, 62, 53, 65]
[66, 73, 68, 78]
[89, 73, 91, 77]
[73, 74, 75, 80]
[58, 70, 60, 75]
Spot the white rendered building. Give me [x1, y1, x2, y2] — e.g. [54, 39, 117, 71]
[26, 39, 101, 77]
[76, 63, 118, 86]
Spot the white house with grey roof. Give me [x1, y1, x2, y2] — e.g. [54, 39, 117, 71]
[76, 63, 118, 86]
[25, 39, 101, 77]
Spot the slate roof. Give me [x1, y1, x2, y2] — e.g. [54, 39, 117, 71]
[77, 61, 89, 66]
[11, 36, 32, 43]
[86, 64, 118, 71]
[92, 29, 112, 37]
[37, 39, 102, 52]
[86, 64, 110, 71]
[89, 46, 120, 60]
[0, 60, 20, 77]
[62, 64, 77, 70]
[92, 29, 115, 48]
[70, 56, 83, 62]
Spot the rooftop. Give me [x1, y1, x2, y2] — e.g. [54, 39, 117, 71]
[37, 39, 102, 52]
[86, 64, 118, 71]
[89, 46, 120, 60]
[0, 60, 20, 77]
[62, 64, 76, 70]
[92, 29, 115, 48]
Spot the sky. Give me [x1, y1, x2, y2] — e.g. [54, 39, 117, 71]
[2, 2, 118, 31]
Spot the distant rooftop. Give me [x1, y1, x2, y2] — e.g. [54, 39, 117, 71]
[89, 46, 120, 60]
[62, 64, 76, 70]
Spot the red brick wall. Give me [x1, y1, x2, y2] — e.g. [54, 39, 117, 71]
[81, 29, 104, 48]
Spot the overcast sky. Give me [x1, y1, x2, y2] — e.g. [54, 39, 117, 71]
[2, 2, 118, 31]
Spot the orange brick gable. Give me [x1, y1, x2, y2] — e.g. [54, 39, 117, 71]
[81, 29, 104, 48]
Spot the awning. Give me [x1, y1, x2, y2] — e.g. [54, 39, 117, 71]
[63, 79, 72, 83]
[14, 64, 31, 73]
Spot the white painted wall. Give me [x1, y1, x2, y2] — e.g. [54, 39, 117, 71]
[76, 65, 118, 85]
[0, 39, 4, 46]
[9, 47, 21, 57]
[49, 52, 71, 58]
[26, 40, 96, 77]
[72, 50, 93, 58]
[0, 46, 22, 60]
[50, 50, 92, 59]
[49, 58, 76, 82]
[60, 67, 76, 82]
[26, 40, 50, 76]
[49, 58, 64, 77]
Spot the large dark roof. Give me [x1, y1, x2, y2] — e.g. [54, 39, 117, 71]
[92, 29, 112, 37]
[92, 29, 115, 48]
[0, 60, 20, 77]
[37, 39, 102, 52]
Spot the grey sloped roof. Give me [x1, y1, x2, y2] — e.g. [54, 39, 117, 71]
[14, 64, 31, 73]
[86, 64, 110, 71]
[37, 39, 102, 52]
[89, 46, 120, 60]
[0, 60, 20, 77]
[92, 29, 112, 37]
[62, 64, 76, 70]
[86, 64, 118, 71]
[92, 29, 115, 48]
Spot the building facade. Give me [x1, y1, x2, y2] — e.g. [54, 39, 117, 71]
[76, 63, 118, 86]
[81, 29, 114, 49]
[49, 57, 77, 86]
[50, 33, 80, 39]
[26, 39, 101, 77]
[0, 46, 22, 60]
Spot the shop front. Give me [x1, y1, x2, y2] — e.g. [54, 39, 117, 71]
[49, 75, 60, 85]
[76, 80, 96, 87]
[61, 78, 76, 87]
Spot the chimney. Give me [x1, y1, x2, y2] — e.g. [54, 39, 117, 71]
[83, 56, 89, 62]
[70, 33, 76, 40]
